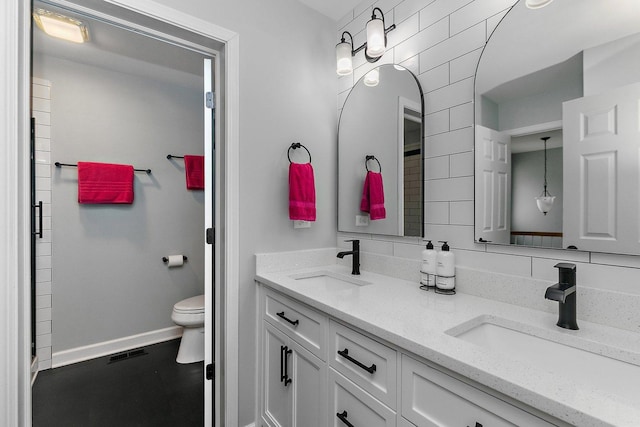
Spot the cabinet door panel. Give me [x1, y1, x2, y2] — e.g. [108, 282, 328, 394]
[401, 355, 553, 427]
[330, 369, 396, 427]
[290, 340, 326, 427]
[263, 322, 291, 427]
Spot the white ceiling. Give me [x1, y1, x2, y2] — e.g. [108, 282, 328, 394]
[295, 0, 362, 21]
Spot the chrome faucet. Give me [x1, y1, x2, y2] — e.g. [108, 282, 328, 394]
[337, 239, 360, 275]
[545, 263, 578, 330]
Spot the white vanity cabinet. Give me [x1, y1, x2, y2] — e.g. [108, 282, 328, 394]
[256, 282, 564, 427]
[259, 287, 328, 427]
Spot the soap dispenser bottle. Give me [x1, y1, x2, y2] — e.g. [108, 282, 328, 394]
[421, 240, 437, 288]
[436, 241, 455, 291]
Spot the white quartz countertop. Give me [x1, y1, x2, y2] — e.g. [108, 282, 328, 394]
[255, 264, 640, 427]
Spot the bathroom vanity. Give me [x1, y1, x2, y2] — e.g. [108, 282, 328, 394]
[255, 254, 640, 427]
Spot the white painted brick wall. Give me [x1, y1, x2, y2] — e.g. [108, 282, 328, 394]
[337, 0, 640, 301]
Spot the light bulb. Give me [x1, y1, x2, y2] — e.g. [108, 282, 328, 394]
[366, 18, 385, 58]
[336, 42, 353, 76]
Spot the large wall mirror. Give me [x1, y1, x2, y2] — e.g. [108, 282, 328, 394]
[475, 0, 640, 254]
[338, 64, 424, 237]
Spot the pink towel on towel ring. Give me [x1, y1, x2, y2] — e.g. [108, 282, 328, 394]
[360, 171, 386, 220]
[289, 162, 316, 221]
[77, 161, 134, 204]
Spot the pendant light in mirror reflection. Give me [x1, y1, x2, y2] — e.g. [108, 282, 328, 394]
[364, 69, 380, 87]
[535, 137, 555, 215]
[33, 9, 89, 43]
[335, 8, 396, 76]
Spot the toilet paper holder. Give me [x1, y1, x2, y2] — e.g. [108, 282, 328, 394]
[162, 255, 188, 263]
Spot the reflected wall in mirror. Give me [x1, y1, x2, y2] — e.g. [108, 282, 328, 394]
[475, 0, 640, 254]
[338, 64, 424, 237]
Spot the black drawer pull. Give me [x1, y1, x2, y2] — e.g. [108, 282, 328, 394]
[336, 410, 354, 427]
[33, 201, 43, 238]
[276, 311, 299, 327]
[337, 348, 376, 374]
[283, 346, 292, 386]
[280, 345, 286, 384]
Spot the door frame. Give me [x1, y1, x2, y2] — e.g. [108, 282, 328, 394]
[0, 0, 240, 425]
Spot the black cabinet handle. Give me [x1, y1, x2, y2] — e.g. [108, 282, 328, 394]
[478, 238, 491, 243]
[282, 346, 292, 386]
[280, 345, 286, 384]
[276, 311, 299, 327]
[337, 348, 376, 374]
[33, 201, 43, 238]
[336, 410, 354, 427]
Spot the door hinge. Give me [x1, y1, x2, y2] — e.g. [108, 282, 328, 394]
[206, 228, 214, 245]
[206, 363, 214, 380]
[206, 91, 215, 109]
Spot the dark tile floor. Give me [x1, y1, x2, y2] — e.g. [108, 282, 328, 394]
[33, 339, 204, 427]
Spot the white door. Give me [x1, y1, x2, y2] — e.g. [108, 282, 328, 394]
[203, 57, 216, 425]
[563, 83, 640, 253]
[475, 126, 512, 244]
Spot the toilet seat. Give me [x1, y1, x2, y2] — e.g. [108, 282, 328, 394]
[172, 294, 204, 314]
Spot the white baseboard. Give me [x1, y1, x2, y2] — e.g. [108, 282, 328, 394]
[52, 326, 183, 368]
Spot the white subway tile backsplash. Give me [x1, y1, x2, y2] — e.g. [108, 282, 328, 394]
[393, 241, 423, 260]
[36, 255, 52, 270]
[36, 308, 52, 322]
[36, 282, 52, 296]
[449, 48, 483, 83]
[36, 177, 51, 190]
[419, 22, 484, 72]
[486, 8, 509, 38]
[353, 0, 372, 17]
[32, 83, 51, 99]
[419, 0, 473, 31]
[449, 150, 473, 177]
[591, 252, 640, 269]
[425, 155, 449, 179]
[36, 294, 51, 309]
[37, 346, 52, 362]
[417, 62, 449, 93]
[424, 223, 476, 250]
[38, 359, 52, 370]
[36, 333, 52, 349]
[449, 201, 473, 225]
[35, 138, 50, 152]
[36, 190, 51, 204]
[425, 77, 473, 114]
[395, 0, 436, 24]
[449, 0, 513, 36]
[374, 0, 403, 15]
[32, 97, 51, 113]
[487, 244, 590, 262]
[338, 74, 354, 94]
[399, 54, 420, 75]
[35, 150, 51, 164]
[425, 126, 473, 157]
[394, 17, 448, 65]
[449, 102, 473, 130]
[337, 10, 354, 30]
[360, 238, 394, 255]
[36, 269, 52, 283]
[456, 248, 531, 276]
[425, 201, 449, 224]
[424, 109, 449, 136]
[42, 217, 52, 230]
[426, 176, 473, 201]
[35, 164, 51, 178]
[36, 242, 51, 257]
[388, 13, 419, 50]
[35, 321, 51, 336]
[32, 110, 51, 126]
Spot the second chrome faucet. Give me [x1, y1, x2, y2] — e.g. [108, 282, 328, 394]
[337, 239, 360, 275]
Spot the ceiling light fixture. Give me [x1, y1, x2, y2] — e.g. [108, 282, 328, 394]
[525, 0, 554, 9]
[33, 9, 89, 44]
[535, 136, 555, 215]
[335, 7, 395, 76]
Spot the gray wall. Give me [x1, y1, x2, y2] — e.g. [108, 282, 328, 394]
[583, 32, 640, 96]
[511, 147, 563, 233]
[33, 54, 206, 353]
[150, 0, 337, 425]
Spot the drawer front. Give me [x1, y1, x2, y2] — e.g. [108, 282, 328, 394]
[264, 287, 327, 360]
[401, 354, 556, 427]
[329, 320, 397, 409]
[330, 369, 396, 427]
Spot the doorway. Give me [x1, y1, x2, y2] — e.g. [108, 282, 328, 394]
[30, 0, 220, 424]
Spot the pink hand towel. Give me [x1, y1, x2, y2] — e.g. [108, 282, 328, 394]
[77, 162, 134, 204]
[360, 171, 386, 220]
[184, 155, 205, 190]
[289, 162, 316, 221]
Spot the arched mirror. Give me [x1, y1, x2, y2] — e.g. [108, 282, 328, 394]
[475, 0, 640, 254]
[338, 64, 424, 237]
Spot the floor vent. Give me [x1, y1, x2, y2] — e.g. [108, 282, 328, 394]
[108, 348, 149, 364]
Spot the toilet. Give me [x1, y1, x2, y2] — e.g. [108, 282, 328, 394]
[171, 294, 205, 364]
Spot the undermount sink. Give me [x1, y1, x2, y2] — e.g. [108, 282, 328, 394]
[447, 316, 640, 404]
[288, 270, 371, 291]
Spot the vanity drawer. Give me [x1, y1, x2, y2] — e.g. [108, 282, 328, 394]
[329, 369, 395, 427]
[329, 320, 397, 409]
[263, 287, 327, 360]
[401, 354, 556, 427]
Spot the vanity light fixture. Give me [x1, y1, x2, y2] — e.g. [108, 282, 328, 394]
[335, 7, 395, 76]
[33, 8, 89, 44]
[525, 0, 554, 9]
[535, 136, 555, 215]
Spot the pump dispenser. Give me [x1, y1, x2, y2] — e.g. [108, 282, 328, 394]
[421, 240, 437, 287]
[436, 241, 455, 290]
